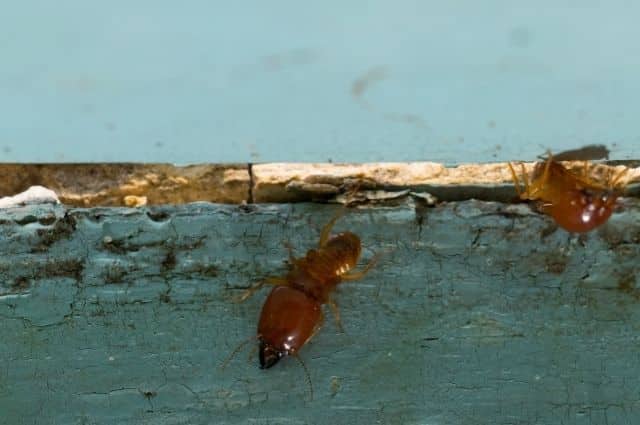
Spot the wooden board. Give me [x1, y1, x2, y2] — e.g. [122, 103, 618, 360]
[1, 200, 640, 424]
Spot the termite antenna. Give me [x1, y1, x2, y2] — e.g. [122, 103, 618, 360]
[246, 343, 258, 363]
[219, 336, 256, 371]
[292, 353, 314, 402]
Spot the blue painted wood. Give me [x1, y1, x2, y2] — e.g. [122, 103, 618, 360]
[2, 2, 640, 163]
[1, 201, 640, 424]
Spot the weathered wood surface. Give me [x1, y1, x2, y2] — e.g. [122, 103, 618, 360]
[0, 164, 250, 206]
[1, 200, 640, 425]
[1, 162, 638, 206]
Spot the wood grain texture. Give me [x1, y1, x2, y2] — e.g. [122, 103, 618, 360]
[1, 200, 640, 424]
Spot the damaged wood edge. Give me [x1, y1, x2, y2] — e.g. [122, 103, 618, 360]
[0, 161, 638, 207]
[0, 163, 250, 207]
[251, 161, 640, 203]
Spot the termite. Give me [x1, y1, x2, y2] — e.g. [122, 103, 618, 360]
[224, 210, 377, 398]
[508, 152, 629, 233]
[543, 144, 610, 162]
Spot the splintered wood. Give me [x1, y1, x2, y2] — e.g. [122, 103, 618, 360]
[251, 162, 639, 203]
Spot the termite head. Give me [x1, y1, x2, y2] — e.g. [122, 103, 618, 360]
[256, 287, 322, 370]
[549, 188, 620, 233]
[259, 340, 285, 369]
[535, 163, 630, 233]
[578, 187, 620, 219]
[259, 334, 315, 401]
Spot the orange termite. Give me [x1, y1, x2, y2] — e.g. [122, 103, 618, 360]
[238, 212, 377, 373]
[508, 152, 628, 233]
[221, 211, 377, 397]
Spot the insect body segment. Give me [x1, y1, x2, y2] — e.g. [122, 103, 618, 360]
[258, 286, 322, 368]
[509, 153, 628, 233]
[290, 231, 362, 301]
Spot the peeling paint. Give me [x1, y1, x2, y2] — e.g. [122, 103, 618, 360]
[1, 201, 640, 424]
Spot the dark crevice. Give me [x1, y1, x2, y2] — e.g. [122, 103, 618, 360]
[247, 162, 254, 204]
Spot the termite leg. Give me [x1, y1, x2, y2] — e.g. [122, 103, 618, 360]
[292, 353, 314, 402]
[537, 201, 553, 215]
[609, 166, 629, 189]
[327, 296, 344, 333]
[283, 240, 298, 265]
[539, 151, 554, 188]
[521, 163, 531, 196]
[265, 276, 289, 285]
[578, 160, 604, 188]
[341, 253, 379, 281]
[236, 276, 289, 302]
[246, 343, 258, 363]
[318, 210, 346, 248]
[507, 162, 523, 196]
[219, 335, 257, 370]
[581, 160, 590, 180]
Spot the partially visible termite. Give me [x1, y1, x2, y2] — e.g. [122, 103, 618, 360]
[541, 144, 610, 162]
[223, 209, 377, 399]
[508, 152, 629, 233]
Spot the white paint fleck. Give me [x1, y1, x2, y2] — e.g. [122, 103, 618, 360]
[0, 292, 30, 300]
[0, 186, 59, 208]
